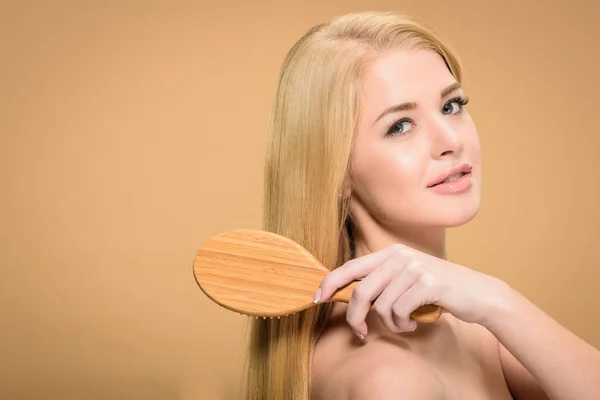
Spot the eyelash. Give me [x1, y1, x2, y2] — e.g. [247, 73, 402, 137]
[385, 96, 470, 138]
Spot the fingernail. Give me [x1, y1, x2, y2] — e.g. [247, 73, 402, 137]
[313, 288, 322, 303]
[353, 330, 365, 340]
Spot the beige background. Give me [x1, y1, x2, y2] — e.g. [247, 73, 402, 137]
[1, 0, 599, 398]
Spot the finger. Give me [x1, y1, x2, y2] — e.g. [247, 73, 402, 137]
[391, 272, 440, 332]
[316, 243, 407, 302]
[345, 259, 397, 337]
[373, 260, 423, 333]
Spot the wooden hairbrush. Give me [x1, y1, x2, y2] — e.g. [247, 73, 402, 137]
[192, 229, 443, 322]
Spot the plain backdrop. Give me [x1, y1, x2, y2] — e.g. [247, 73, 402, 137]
[1, 0, 599, 398]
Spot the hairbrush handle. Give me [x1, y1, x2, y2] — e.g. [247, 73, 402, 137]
[330, 280, 443, 323]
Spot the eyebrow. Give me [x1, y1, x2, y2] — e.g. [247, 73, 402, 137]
[373, 82, 463, 125]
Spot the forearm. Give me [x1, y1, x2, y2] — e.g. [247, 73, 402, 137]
[483, 284, 600, 400]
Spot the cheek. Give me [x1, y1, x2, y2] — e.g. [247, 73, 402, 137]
[352, 145, 424, 195]
[464, 116, 481, 152]
[467, 127, 482, 164]
[456, 114, 480, 157]
[463, 122, 482, 183]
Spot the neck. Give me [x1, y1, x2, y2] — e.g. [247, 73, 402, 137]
[353, 224, 446, 259]
[349, 200, 447, 260]
[323, 200, 448, 338]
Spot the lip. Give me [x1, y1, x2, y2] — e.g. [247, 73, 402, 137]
[427, 163, 473, 188]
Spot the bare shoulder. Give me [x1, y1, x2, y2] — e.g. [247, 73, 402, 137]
[344, 361, 444, 399]
[311, 311, 507, 400]
[312, 337, 443, 400]
[448, 315, 506, 369]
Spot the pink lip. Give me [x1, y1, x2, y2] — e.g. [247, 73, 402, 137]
[429, 173, 473, 194]
[427, 163, 473, 188]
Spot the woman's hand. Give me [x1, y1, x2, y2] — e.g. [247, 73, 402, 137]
[313, 243, 510, 338]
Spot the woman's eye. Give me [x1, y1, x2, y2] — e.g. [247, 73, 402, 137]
[442, 97, 469, 115]
[387, 119, 414, 137]
[442, 101, 461, 115]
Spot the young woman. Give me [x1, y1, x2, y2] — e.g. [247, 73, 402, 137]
[244, 11, 600, 400]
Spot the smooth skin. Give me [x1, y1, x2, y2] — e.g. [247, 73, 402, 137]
[310, 49, 600, 400]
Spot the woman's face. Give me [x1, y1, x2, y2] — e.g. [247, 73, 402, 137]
[350, 48, 481, 228]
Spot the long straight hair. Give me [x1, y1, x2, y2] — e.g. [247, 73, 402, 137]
[244, 11, 463, 399]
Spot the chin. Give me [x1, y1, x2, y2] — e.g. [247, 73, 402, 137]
[386, 203, 480, 229]
[374, 190, 482, 229]
[439, 198, 481, 227]
[443, 208, 480, 227]
[418, 194, 481, 228]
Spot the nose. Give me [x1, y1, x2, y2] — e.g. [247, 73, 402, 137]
[429, 115, 464, 159]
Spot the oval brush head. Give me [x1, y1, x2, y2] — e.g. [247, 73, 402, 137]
[193, 229, 442, 322]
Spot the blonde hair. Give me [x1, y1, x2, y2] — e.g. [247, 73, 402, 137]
[244, 11, 463, 399]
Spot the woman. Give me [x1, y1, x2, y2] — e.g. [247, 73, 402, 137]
[244, 11, 600, 399]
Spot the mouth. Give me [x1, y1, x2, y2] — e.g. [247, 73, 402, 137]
[427, 164, 473, 188]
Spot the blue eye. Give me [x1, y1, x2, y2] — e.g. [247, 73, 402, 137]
[386, 118, 414, 137]
[442, 96, 469, 115]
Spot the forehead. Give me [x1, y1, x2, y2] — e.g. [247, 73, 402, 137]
[360, 49, 456, 104]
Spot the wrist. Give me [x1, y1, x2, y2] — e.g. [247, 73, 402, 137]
[478, 278, 523, 329]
